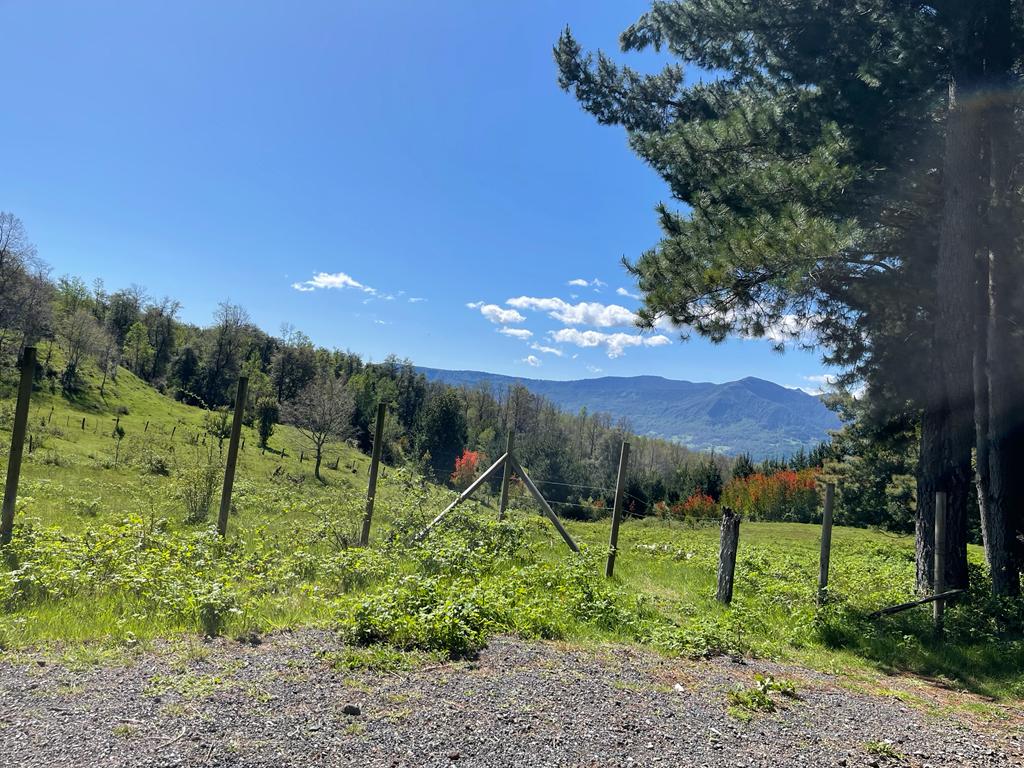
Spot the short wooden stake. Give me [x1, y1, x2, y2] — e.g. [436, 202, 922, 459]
[49, 406, 54, 423]
[716, 507, 740, 604]
[359, 402, 386, 546]
[81, 417, 86, 430]
[934, 491, 946, 636]
[171, 425, 177, 438]
[497, 430, 514, 520]
[605, 441, 630, 578]
[217, 376, 249, 537]
[144, 421, 149, 432]
[1, 347, 35, 545]
[817, 482, 835, 605]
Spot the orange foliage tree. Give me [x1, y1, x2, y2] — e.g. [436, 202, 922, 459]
[450, 449, 481, 490]
[721, 468, 819, 522]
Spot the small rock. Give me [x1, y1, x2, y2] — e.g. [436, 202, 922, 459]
[343, 704, 361, 716]
[448, 751, 460, 760]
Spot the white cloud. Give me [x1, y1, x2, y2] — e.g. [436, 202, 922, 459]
[292, 271, 376, 294]
[616, 286, 640, 300]
[521, 355, 542, 367]
[482, 305, 526, 324]
[507, 296, 637, 328]
[586, 364, 603, 373]
[498, 327, 533, 340]
[408, 297, 427, 303]
[469, 302, 526, 324]
[550, 328, 671, 358]
[530, 342, 563, 357]
[796, 373, 840, 396]
[568, 278, 607, 290]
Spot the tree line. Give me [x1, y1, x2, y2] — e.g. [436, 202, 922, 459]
[556, 1, 1024, 596]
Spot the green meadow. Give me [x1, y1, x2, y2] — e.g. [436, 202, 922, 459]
[1, 360, 1021, 706]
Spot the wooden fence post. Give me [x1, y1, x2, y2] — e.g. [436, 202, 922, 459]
[1, 347, 36, 546]
[217, 376, 248, 537]
[934, 491, 946, 636]
[817, 482, 835, 605]
[716, 507, 740, 604]
[605, 441, 630, 578]
[359, 402, 386, 546]
[497, 430, 515, 520]
[81, 417, 86, 430]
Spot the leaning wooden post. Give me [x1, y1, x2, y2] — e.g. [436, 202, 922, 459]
[1, 347, 36, 547]
[817, 482, 835, 605]
[497, 430, 515, 520]
[359, 402, 387, 546]
[605, 441, 630, 578]
[933, 491, 946, 636]
[716, 506, 740, 604]
[217, 376, 248, 538]
[508, 456, 580, 553]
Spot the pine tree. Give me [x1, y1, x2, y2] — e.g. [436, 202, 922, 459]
[555, 1, 1024, 593]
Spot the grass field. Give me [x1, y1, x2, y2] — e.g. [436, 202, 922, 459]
[1, 358, 1021, 709]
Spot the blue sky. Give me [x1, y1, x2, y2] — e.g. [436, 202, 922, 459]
[1, 1, 829, 391]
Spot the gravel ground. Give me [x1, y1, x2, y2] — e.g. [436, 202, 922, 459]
[0, 631, 1020, 767]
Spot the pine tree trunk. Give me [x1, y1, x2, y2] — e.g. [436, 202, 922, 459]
[917, 407, 941, 593]
[974, 250, 992, 562]
[980, 0, 1022, 595]
[931, 12, 985, 590]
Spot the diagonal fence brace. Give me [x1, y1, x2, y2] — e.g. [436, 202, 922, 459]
[414, 452, 508, 542]
[508, 456, 579, 553]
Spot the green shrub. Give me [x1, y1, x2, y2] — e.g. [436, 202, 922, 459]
[177, 452, 221, 523]
[193, 583, 241, 637]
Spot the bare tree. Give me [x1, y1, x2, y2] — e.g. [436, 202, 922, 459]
[96, 326, 119, 396]
[283, 374, 355, 481]
[58, 308, 103, 391]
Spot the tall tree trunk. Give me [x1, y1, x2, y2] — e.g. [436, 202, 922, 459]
[981, 0, 1022, 595]
[974, 250, 992, 552]
[932, 24, 982, 590]
[917, 406, 942, 592]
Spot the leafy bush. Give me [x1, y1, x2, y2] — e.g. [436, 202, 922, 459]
[176, 452, 221, 523]
[193, 583, 240, 637]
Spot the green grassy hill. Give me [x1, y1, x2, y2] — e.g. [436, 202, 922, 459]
[2, 356, 378, 536]
[0, 357, 1019, 710]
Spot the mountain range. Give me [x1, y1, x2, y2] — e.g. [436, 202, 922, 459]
[418, 368, 841, 459]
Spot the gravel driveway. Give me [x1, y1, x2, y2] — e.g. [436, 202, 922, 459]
[0, 631, 1020, 767]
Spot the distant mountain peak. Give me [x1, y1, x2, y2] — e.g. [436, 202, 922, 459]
[417, 367, 839, 459]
